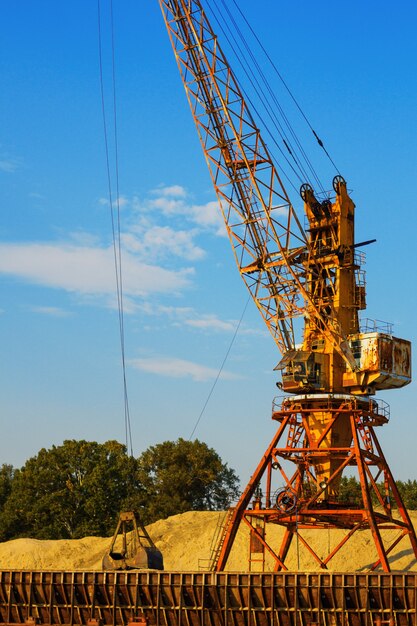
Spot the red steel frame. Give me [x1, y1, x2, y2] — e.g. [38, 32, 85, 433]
[213, 395, 417, 572]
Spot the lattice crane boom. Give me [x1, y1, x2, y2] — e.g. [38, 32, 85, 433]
[158, 0, 357, 371]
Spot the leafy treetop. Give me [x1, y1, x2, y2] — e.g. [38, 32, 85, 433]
[0, 438, 240, 540]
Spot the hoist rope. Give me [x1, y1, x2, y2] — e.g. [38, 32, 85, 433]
[188, 295, 251, 440]
[208, 2, 304, 192]
[97, 0, 134, 456]
[211, 0, 323, 193]
[230, 0, 340, 176]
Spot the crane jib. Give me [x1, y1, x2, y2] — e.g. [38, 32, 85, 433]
[158, 0, 360, 373]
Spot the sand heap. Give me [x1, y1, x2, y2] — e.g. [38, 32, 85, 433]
[1, 509, 417, 572]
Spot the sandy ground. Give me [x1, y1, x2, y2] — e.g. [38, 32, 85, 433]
[1, 509, 417, 572]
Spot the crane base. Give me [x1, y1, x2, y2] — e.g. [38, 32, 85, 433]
[213, 394, 417, 572]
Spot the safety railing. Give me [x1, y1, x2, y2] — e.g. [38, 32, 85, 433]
[272, 394, 390, 422]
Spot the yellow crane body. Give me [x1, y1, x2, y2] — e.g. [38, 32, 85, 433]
[278, 177, 411, 397]
[158, 0, 417, 572]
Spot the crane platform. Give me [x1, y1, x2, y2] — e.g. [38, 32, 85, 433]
[0, 569, 416, 626]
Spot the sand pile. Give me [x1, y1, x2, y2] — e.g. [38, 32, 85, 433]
[1, 509, 417, 572]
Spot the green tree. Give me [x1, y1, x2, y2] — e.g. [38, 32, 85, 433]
[337, 476, 417, 510]
[0, 440, 142, 541]
[396, 480, 417, 510]
[0, 438, 240, 540]
[338, 476, 362, 505]
[136, 438, 240, 524]
[0, 464, 14, 510]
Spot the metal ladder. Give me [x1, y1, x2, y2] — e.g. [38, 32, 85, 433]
[206, 507, 235, 571]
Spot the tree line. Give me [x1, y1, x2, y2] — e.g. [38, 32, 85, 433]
[339, 476, 417, 510]
[0, 438, 240, 541]
[1, 441, 416, 543]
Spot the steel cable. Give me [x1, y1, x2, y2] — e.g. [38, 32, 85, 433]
[212, 0, 322, 192]
[230, 0, 340, 175]
[97, 0, 134, 456]
[189, 296, 251, 440]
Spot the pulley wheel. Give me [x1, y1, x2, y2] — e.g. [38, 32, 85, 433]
[332, 174, 346, 193]
[300, 183, 313, 201]
[275, 488, 297, 512]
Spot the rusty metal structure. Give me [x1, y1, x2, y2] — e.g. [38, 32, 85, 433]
[157, 0, 417, 572]
[2, 569, 417, 626]
[102, 512, 163, 572]
[2, 4, 416, 626]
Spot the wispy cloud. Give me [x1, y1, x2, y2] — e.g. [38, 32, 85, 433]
[188, 201, 226, 235]
[155, 306, 265, 337]
[145, 186, 226, 236]
[0, 157, 21, 173]
[129, 355, 240, 382]
[151, 184, 187, 198]
[0, 243, 192, 298]
[0, 184, 227, 309]
[98, 195, 129, 208]
[97, 186, 224, 264]
[184, 314, 235, 332]
[122, 225, 205, 261]
[31, 305, 72, 318]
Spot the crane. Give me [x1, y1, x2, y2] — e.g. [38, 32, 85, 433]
[158, 0, 417, 571]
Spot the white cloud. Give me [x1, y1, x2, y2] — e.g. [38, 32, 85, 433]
[154, 306, 265, 336]
[148, 305, 264, 338]
[0, 184, 229, 310]
[122, 225, 205, 261]
[0, 157, 21, 173]
[68, 231, 101, 246]
[31, 306, 72, 317]
[188, 201, 226, 236]
[154, 304, 195, 318]
[0, 243, 192, 298]
[99, 195, 129, 208]
[97, 186, 224, 265]
[148, 196, 185, 215]
[152, 185, 187, 198]
[129, 355, 240, 382]
[144, 186, 226, 236]
[185, 314, 235, 332]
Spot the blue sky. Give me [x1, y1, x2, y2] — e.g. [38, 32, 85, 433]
[1, 0, 417, 486]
